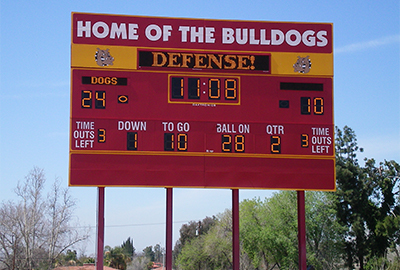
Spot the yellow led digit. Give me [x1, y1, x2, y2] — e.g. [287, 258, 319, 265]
[95, 91, 106, 109]
[209, 79, 220, 99]
[177, 133, 188, 151]
[270, 136, 281, 154]
[225, 79, 237, 100]
[164, 133, 174, 151]
[81, 90, 92, 108]
[235, 135, 245, 152]
[314, 98, 324, 115]
[301, 134, 309, 148]
[301, 97, 311, 115]
[180, 78, 184, 97]
[188, 78, 200, 99]
[222, 134, 232, 152]
[171, 77, 184, 99]
[127, 132, 138, 150]
[98, 128, 106, 143]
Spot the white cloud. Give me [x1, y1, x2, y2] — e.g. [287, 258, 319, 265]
[335, 35, 400, 54]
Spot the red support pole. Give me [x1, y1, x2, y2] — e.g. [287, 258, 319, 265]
[297, 191, 307, 270]
[96, 187, 105, 270]
[232, 189, 240, 270]
[166, 188, 173, 270]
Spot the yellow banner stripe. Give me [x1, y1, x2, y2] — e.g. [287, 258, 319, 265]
[71, 44, 333, 76]
[271, 52, 333, 76]
[71, 44, 137, 69]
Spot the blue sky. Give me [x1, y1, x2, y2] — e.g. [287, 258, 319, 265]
[1, 0, 399, 256]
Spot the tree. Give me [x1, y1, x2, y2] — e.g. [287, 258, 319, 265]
[240, 192, 299, 269]
[153, 244, 164, 263]
[173, 216, 216, 265]
[121, 237, 135, 259]
[305, 191, 344, 269]
[0, 167, 90, 269]
[105, 245, 128, 270]
[175, 210, 232, 270]
[334, 126, 400, 269]
[129, 255, 150, 270]
[335, 126, 369, 269]
[143, 246, 155, 262]
[204, 210, 233, 269]
[176, 236, 208, 270]
[363, 159, 400, 258]
[240, 191, 343, 270]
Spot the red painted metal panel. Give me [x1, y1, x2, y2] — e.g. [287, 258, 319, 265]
[72, 13, 332, 53]
[69, 13, 334, 190]
[69, 154, 334, 190]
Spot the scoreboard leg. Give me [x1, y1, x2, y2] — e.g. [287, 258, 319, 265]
[297, 191, 307, 270]
[232, 189, 240, 270]
[96, 187, 105, 270]
[166, 188, 173, 270]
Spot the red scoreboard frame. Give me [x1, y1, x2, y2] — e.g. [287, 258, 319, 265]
[70, 12, 334, 190]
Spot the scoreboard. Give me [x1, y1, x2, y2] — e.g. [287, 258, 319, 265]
[70, 13, 334, 190]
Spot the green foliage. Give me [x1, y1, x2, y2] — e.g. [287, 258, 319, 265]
[176, 192, 343, 270]
[105, 237, 137, 270]
[145, 261, 154, 270]
[121, 237, 135, 258]
[173, 216, 216, 267]
[54, 249, 95, 267]
[203, 211, 233, 269]
[143, 245, 155, 262]
[173, 126, 400, 270]
[365, 256, 400, 270]
[240, 191, 343, 270]
[82, 256, 95, 264]
[305, 191, 344, 269]
[176, 211, 232, 270]
[334, 126, 400, 270]
[176, 236, 208, 270]
[153, 243, 164, 263]
[335, 126, 372, 269]
[105, 245, 129, 270]
[240, 192, 298, 269]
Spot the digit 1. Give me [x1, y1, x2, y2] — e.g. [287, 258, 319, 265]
[188, 78, 200, 99]
[235, 135, 245, 152]
[81, 90, 92, 108]
[98, 128, 106, 143]
[270, 136, 281, 154]
[127, 132, 138, 150]
[177, 133, 188, 151]
[225, 79, 237, 100]
[95, 91, 106, 109]
[314, 98, 324, 115]
[222, 134, 232, 152]
[164, 133, 174, 151]
[301, 134, 309, 148]
[300, 97, 311, 115]
[171, 77, 184, 99]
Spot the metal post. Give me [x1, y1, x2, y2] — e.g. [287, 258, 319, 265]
[166, 188, 173, 270]
[297, 191, 307, 270]
[232, 189, 240, 270]
[96, 187, 105, 270]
